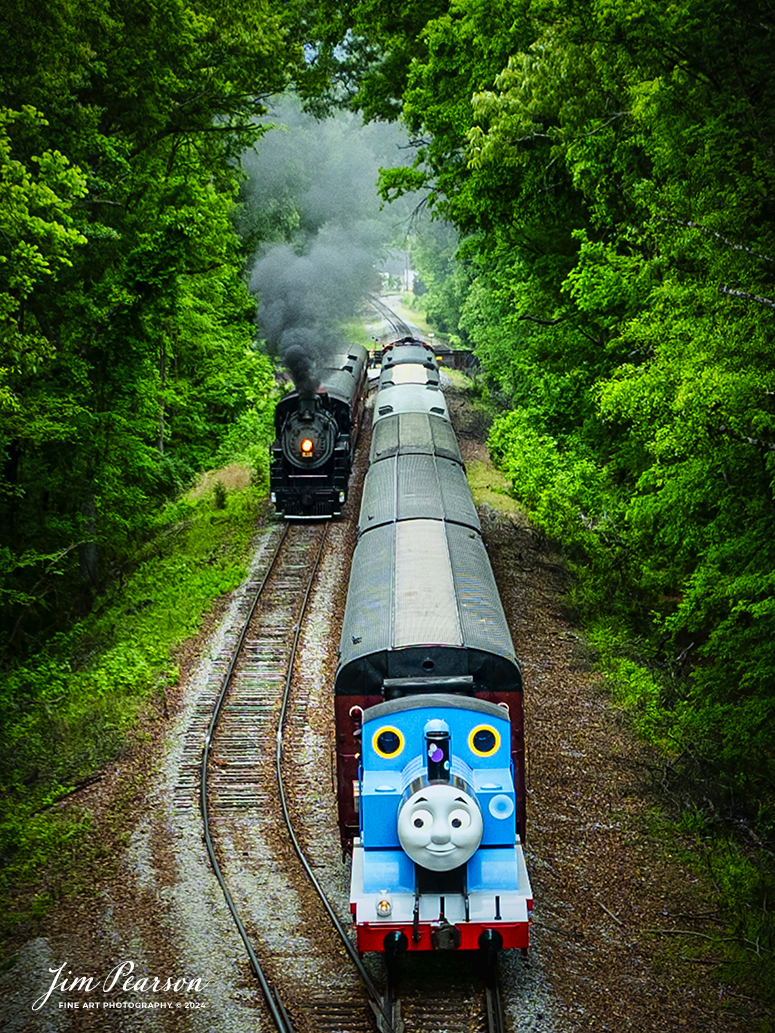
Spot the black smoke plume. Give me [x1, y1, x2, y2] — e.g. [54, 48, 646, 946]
[243, 96, 417, 394]
[250, 226, 384, 397]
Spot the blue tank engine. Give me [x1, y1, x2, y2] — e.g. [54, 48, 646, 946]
[335, 334, 532, 956]
[349, 696, 532, 953]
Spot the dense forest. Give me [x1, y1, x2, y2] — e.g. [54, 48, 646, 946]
[0, 0, 297, 648]
[0, 0, 303, 917]
[2, 0, 774, 991]
[0, 0, 410, 922]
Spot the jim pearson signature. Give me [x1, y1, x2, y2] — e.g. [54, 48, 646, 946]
[33, 961, 211, 1011]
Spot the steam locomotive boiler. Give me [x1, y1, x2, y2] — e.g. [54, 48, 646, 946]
[270, 345, 368, 518]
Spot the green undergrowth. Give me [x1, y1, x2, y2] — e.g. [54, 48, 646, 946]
[643, 806, 775, 1028]
[0, 475, 267, 950]
[486, 407, 775, 1012]
[592, 624, 775, 1018]
[451, 376, 527, 516]
[339, 318, 375, 350]
[466, 458, 526, 517]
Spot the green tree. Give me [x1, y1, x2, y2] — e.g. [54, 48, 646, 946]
[309, 0, 775, 805]
[465, 0, 775, 798]
[0, 0, 299, 650]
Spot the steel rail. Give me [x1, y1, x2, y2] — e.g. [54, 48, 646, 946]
[199, 516, 398, 1033]
[199, 523, 297, 1033]
[275, 531, 399, 1033]
[368, 295, 414, 339]
[484, 965, 506, 1033]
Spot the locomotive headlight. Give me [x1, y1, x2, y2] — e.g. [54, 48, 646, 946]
[376, 895, 393, 918]
[300, 438, 314, 456]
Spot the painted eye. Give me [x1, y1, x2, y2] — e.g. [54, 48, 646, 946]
[469, 725, 500, 757]
[411, 809, 433, 830]
[374, 727, 404, 758]
[378, 731, 400, 754]
[449, 809, 471, 830]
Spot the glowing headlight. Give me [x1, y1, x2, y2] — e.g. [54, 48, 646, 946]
[376, 895, 392, 918]
[300, 438, 314, 456]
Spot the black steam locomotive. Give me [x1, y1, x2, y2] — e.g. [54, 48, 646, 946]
[270, 345, 368, 518]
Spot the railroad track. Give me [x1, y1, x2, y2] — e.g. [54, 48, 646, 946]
[197, 517, 395, 1033]
[201, 520, 330, 1031]
[368, 294, 415, 338]
[384, 955, 507, 1033]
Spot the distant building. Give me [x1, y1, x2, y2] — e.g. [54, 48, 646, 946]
[380, 248, 415, 292]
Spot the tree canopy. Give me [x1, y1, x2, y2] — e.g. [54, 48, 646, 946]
[0, 0, 303, 650]
[4, 0, 775, 856]
[2, 0, 775, 990]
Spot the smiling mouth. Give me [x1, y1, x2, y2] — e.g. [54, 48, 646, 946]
[427, 844, 455, 853]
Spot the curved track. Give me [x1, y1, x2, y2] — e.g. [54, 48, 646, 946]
[369, 294, 415, 339]
[198, 520, 396, 1032]
[200, 521, 320, 1032]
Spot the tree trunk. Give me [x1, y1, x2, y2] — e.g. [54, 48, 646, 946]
[77, 493, 99, 614]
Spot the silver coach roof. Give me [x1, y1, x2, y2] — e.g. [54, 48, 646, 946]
[336, 518, 519, 694]
[379, 362, 440, 389]
[382, 344, 437, 368]
[358, 454, 480, 534]
[370, 412, 462, 465]
[372, 384, 449, 424]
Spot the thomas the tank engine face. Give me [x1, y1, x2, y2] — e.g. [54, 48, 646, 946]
[397, 783, 483, 872]
[281, 407, 337, 470]
[363, 705, 516, 873]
